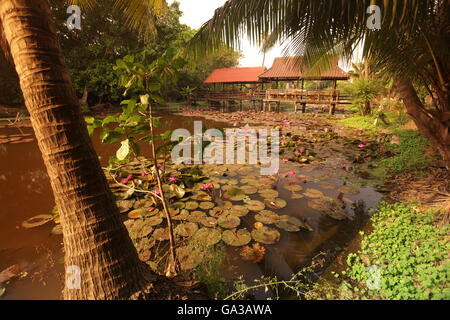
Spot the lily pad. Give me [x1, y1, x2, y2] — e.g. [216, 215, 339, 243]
[223, 187, 246, 201]
[185, 201, 199, 210]
[172, 209, 189, 221]
[241, 185, 258, 195]
[276, 215, 312, 232]
[128, 209, 147, 219]
[145, 215, 163, 226]
[218, 214, 241, 229]
[317, 182, 337, 190]
[283, 184, 303, 192]
[193, 228, 221, 246]
[199, 216, 218, 228]
[175, 222, 198, 237]
[254, 210, 280, 224]
[208, 207, 225, 218]
[222, 229, 251, 246]
[187, 211, 206, 223]
[258, 188, 279, 199]
[245, 200, 265, 212]
[116, 199, 135, 213]
[338, 185, 360, 195]
[264, 198, 287, 209]
[153, 227, 170, 241]
[304, 188, 324, 198]
[137, 225, 154, 238]
[138, 249, 151, 262]
[22, 214, 53, 229]
[229, 205, 250, 217]
[291, 193, 304, 199]
[251, 226, 280, 244]
[136, 237, 156, 251]
[199, 202, 215, 210]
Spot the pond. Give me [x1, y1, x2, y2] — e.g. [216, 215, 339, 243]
[0, 112, 382, 299]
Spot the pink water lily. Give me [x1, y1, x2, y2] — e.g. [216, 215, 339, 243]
[358, 144, 366, 149]
[168, 177, 179, 183]
[340, 165, 347, 170]
[379, 145, 386, 151]
[282, 158, 289, 163]
[140, 169, 149, 176]
[286, 171, 296, 178]
[120, 174, 133, 185]
[201, 183, 214, 191]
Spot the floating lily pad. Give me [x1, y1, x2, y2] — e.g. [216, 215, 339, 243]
[218, 215, 241, 229]
[167, 207, 180, 217]
[137, 224, 154, 238]
[22, 214, 53, 229]
[185, 201, 199, 210]
[176, 246, 205, 271]
[264, 198, 287, 209]
[223, 187, 246, 201]
[291, 193, 304, 199]
[153, 227, 170, 241]
[251, 226, 280, 244]
[191, 191, 211, 201]
[175, 222, 198, 237]
[137, 237, 156, 251]
[172, 202, 186, 210]
[245, 200, 265, 212]
[133, 199, 152, 209]
[128, 209, 147, 219]
[229, 205, 249, 217]
[123, 219, 135, 232]
[199, 216, 218, 228]
[255, 210, 280, 224]
[187, 211, 206, 223]
[338, 185, 360, 195]
[283, 184, 303, 192]
[209, 207, 225, 218]
[275, 215, 310, 232]
[241, 185, 258, 195]
[193, 228, 221, 246]
[222, 229, 251, 246]
[145, 216, 163, 226]
[304, 188, 324, 198]
[116, 200, 135, 213]
[172, 209, 189, 221]
[258, 188, 279, 199]
[199, 202, 215, 210]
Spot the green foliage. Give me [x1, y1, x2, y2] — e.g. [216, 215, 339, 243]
[373, 130, 429, 178]
[340, 203, 449, 300]
[341, 78, 384, 115]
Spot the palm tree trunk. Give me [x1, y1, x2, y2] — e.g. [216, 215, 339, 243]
[0, 0, 153, 299]
[395, 78, 450, 169]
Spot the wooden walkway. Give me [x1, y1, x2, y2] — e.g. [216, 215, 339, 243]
[195, 89, 350, 114]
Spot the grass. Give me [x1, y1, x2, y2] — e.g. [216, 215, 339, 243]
[321, 203, 450, 300]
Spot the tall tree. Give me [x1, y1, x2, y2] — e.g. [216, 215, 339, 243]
[192, 0, 450, 167]
[0, 0, 175, 300]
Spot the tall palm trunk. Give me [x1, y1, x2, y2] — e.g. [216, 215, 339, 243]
[396, 78, 450, 169]
[0, 0, 152, 299]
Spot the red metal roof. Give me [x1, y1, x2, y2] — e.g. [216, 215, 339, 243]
[204, 67, 266, 84]
[259, 57, 349, 80]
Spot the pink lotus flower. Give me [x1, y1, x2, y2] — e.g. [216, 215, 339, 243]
[358, 144, 366, 149]
[168, 177, 179, 183]
[201, 183, 214, 191]
[286, 171, 296, 178]
[151, 189, 161, 195]
[120, 174, 133, 185]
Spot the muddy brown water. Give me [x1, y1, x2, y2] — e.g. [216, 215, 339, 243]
[0, 113, 382, 300]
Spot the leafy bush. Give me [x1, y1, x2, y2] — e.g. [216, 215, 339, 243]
[340, 202, 449, 300]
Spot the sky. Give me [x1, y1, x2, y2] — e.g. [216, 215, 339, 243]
[169, 0, 359, 70]
[169, 0, 284, 68]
